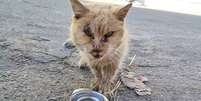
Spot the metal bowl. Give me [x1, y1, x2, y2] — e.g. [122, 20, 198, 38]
[70, 88, 109, 101]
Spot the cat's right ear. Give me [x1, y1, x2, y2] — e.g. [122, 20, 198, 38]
[114, 3, 132, 21]
[70, 0, 89, 19]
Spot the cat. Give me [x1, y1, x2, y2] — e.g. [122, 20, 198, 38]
[68, 0, 132, 94]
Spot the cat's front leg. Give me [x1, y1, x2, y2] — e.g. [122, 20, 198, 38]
[101, 62, 118, 95]
[92, 58, 119, 94]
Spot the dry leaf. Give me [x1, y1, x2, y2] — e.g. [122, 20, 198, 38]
[121, 72, 151, 96]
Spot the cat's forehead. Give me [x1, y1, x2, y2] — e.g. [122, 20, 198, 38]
[81, 4, 122, 25]
[86, 10, 122, 34]
[92, 11, 114, 25]
[89, 16, 119, 34]
[87, 4, 119, 20]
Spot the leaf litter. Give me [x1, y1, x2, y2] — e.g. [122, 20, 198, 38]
[120, 55, 152, 96]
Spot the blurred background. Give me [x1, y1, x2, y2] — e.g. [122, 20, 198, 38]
[88, 0, 201, 16]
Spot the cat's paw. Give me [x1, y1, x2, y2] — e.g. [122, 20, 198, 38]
[91, 80, 100, 91]
[79, 63, 90, 70]
[63, 40, 75, 49]
[79, 58, 90, 70]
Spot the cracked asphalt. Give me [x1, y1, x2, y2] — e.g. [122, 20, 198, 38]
[0, 0, 201, 101]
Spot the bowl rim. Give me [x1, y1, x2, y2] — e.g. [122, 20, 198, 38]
[70, 88, 109, 101]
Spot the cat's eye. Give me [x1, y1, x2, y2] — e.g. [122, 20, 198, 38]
[83, 25, 94, 39]
[104, 31, 114, 38]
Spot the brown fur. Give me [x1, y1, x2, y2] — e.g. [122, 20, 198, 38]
[68, 0, 132, 94]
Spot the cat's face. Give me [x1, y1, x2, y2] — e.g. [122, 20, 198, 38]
[70, 0, 132, 59]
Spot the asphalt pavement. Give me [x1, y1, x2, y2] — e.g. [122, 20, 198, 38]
[0, 0, 201, 101]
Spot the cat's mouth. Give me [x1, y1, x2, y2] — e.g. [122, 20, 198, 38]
[90, 49, 103, 59]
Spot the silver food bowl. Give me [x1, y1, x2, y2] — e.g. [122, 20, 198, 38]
[70, 88, 109, 101]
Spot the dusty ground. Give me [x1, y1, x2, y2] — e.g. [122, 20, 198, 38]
[0, 0, 201, 101]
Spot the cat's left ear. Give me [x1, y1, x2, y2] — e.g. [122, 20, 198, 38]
[70, 0, 90, 19]
[114, 3, 132, 21]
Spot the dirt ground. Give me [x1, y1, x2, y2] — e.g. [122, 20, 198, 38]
[0, 0, 201, 101]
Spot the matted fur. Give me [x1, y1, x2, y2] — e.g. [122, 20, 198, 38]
[69, 0, 132, 94]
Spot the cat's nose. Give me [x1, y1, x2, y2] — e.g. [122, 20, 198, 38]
[92, 43, 101, 49]
[90, 49, 102, 58]
[92, 40, 102, 49]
